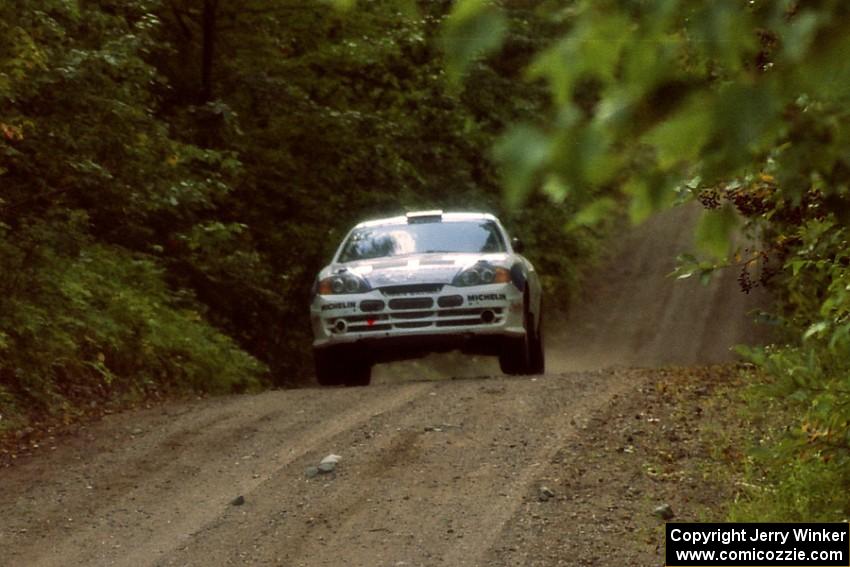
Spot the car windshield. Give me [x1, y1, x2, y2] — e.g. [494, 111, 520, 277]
[337, 220, 506, 262]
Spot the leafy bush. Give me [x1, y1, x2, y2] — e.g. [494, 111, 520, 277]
[441, 0, 850, 518]
[0, 0, 267, 429]
[0, 221, 265, 430]
[729, 216, 850, 519]
[729, 353, 850, 522]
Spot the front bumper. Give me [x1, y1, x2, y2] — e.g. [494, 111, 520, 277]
[310, 282, 525, 353]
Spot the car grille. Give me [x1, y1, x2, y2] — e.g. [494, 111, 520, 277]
[437, 295, 463, 308]
[379, 284, 444, 296]
[334, 306, 504, 334]
[359, 300, 385, 312]
[388, 297, 433, 310]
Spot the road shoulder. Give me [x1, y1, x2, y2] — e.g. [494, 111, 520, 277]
[485, 365, 753, 566]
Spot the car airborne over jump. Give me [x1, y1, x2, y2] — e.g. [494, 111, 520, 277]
[310, 211, 544, 386]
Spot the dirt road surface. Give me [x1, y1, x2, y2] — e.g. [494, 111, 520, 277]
[551, 203, 769, 371]
[0, 205, 768, 566]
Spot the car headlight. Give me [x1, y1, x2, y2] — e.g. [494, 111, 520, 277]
[317, 273, 370, 295]
[453, 263, 511, 287]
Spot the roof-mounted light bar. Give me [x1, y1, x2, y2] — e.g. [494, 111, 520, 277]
[405, 210, 444, 223]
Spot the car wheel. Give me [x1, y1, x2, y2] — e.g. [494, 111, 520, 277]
[343, 356, 372, 387]
[316, 348, 372, 386]
[529, 306, 545, 375]
[314, 348, 344, 386]
[498, 337, 528, 375]
[499, 302, 532, 375]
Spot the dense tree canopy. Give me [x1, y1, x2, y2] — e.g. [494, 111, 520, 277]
[0, 0, 267, 421]
[0, 0, 594, 428]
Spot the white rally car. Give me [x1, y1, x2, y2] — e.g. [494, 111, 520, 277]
[310, 211, 544, 386]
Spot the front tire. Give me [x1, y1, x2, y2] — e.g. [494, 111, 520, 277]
[315, 348, 343, 386]
[499, 302, 544, 376]
[314, 348, 372, 387]
[343, 357, 372, 387]
[499, 300, 532, 375]
[499, 336, 529, 375]
[529, 307, 545, 375]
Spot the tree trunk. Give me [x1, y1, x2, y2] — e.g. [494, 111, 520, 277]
[200, 0, 218, 104]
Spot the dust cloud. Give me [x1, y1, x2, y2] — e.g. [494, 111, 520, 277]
[548, 203, 771, 372]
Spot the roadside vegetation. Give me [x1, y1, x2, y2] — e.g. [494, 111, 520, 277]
[3, 0, 848, 522]
[445, 0, 849, 520]
[0, 1, 602, 432]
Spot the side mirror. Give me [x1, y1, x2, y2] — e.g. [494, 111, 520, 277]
[511, 236, 524, 254]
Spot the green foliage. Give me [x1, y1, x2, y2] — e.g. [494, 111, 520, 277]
[695, 206, 738, 259]
[731, 456, 850, 522]
[494, 124, 551, 207]
[0, 0, 591, 430]
[152, 0, 589, 378]
[0, 0, 266, 427]
[722, 208, 850, 518]
[0, 223, 264, 429]
[727, 351, 850, 521]
[467, 0, 850, 519]
[442, 0, 508, 83]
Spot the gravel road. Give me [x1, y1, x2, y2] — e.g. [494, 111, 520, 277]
[0, 205, 768, 566]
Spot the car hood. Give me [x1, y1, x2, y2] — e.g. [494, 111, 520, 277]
[322, 253, 511, 287]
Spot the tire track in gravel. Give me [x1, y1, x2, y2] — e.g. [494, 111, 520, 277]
[1, 383, 430, 567]
[436, 371, 640, 567]
[153, 370, 642, 567]
[0, 204, 770, 567]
